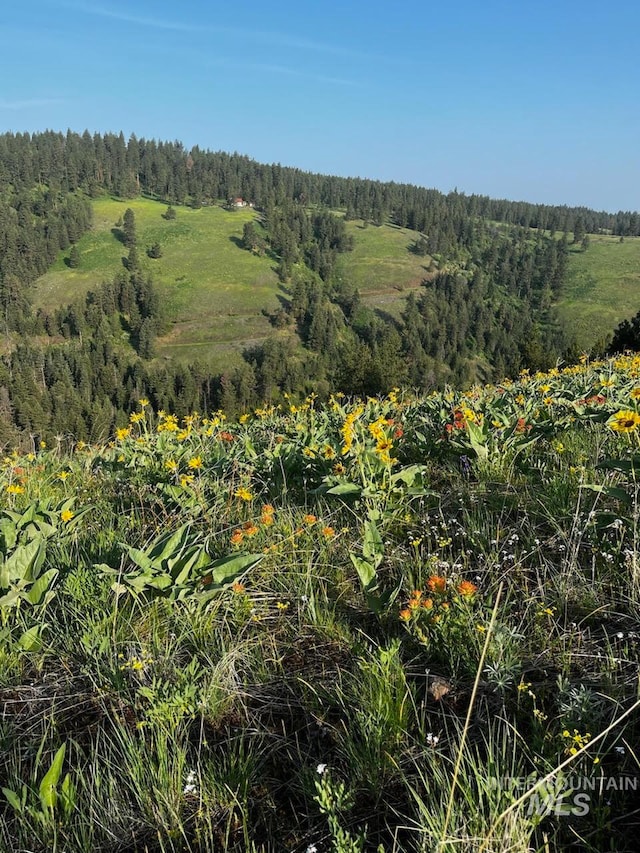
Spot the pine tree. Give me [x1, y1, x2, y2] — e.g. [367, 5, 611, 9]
[68, 245, 80, 268]
[123, 208, 136, 247]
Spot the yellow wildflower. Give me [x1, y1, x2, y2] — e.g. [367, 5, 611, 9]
[609, 410, 640, 433]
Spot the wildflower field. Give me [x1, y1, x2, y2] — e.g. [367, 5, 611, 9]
[2, 356, 640, 852]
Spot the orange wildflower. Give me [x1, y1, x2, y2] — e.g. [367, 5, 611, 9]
[427, 575, 447, 593]
[457, 580, 478, 597]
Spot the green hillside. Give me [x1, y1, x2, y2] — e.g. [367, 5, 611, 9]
[557, 235, 640, 350]
[32, 199, 430, 369]
[338, 218, 431, 313]
[33, 197, 281, 369]
[33, 196, 640, 372]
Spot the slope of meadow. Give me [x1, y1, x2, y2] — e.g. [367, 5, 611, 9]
[557, 235, 640, 351]
[32, 200, 431, 371]
[33, 197, 281, 369]
[32, 194, 640, 374]
[1, 356, 640, 852]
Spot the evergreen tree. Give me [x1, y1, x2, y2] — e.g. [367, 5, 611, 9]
[68, 245, 80, 268]
[123, 208, 136, 247]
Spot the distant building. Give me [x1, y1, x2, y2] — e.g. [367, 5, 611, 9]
[230, 197, 254, 208]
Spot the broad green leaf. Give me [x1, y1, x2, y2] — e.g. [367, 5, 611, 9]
[26, 569, 58, 605]
[363, 520, 384, 565]
[148, 524, 191, 563]
[18, 625, 44, 652]
[2, 538, 46, 585]
[124, 546, 154, 572]
[173, 548, 210, 586]
[126, 573, 156, 592]
[389, 464, 429, 488]
[0, 517, 17, 552]
[581, 484, 632, 506]
[39, 744, 66, 811]
[350, 554, 377, 592]
[95, 563, 119, 575]
[597, 458, 640, 475]
[146, 574, 174, 590]
[326, 483, 362, 497]
[466, 421, 489, 460]
[0, 589, 21, 608]
[2, 787, 23, 813]
[209, 553, 263, 586]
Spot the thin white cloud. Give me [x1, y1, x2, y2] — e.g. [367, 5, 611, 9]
[0, 97, 65, 110]
[55, 0, 371, 61]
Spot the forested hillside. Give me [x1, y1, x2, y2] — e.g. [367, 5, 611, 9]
[1, 130, 639, 445]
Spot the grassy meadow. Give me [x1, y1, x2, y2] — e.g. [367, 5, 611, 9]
[2, 356, 640, 851]
[557, 235, 640, 351]
[33, 197, 282, 370]
[32, 200, 433, 368]
[338, 220, 432, 316]
[32, 195, 640, 370]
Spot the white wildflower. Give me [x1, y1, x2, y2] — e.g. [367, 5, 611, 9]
[183, 769, 197, 794]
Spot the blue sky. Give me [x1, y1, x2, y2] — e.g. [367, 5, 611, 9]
[1, 0, 638, 211]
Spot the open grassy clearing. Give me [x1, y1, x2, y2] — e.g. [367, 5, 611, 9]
[558, 235, 640, 350]
[338, 218, 430, 317]
[32, 202, 432, 363]
[33, 197, 281, 365]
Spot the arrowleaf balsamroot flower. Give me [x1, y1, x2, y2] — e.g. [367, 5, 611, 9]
[609, 410, 640, 433]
